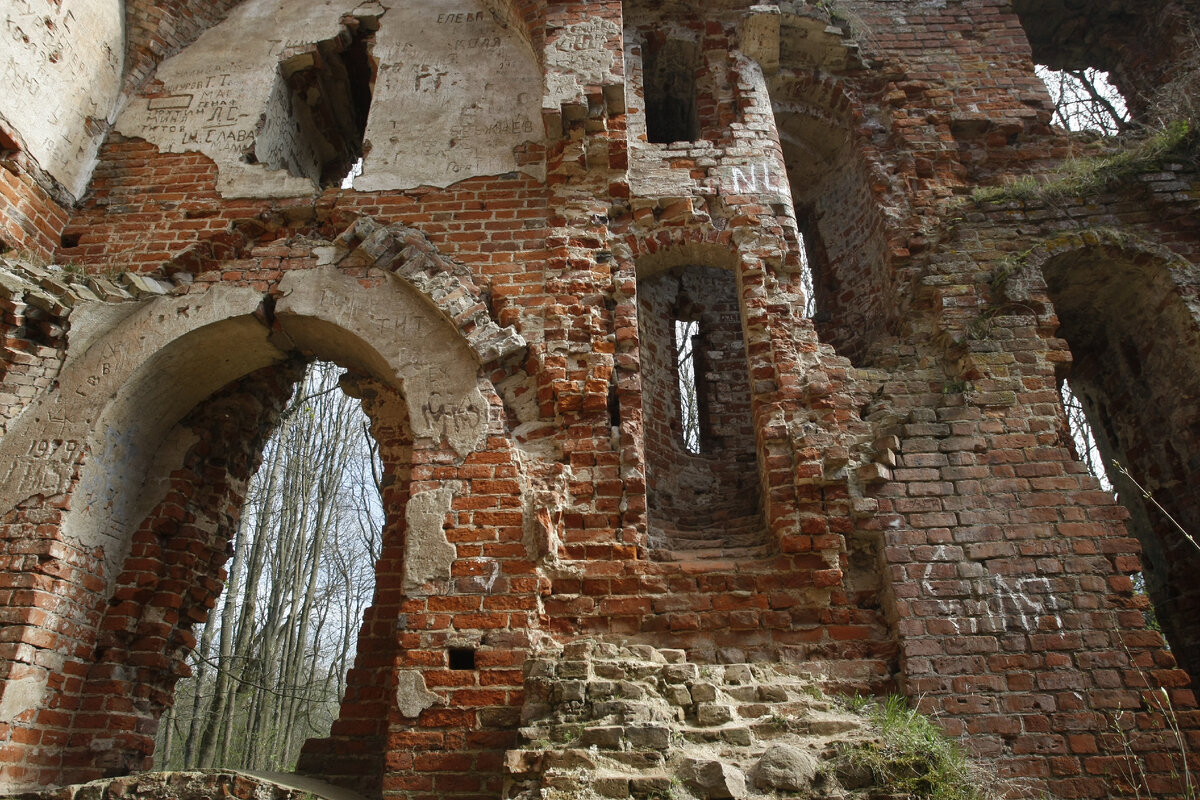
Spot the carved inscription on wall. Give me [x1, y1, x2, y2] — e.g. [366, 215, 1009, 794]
[4, 437, 80, 498]
[140, 72, 256, 151]
[354, 0, 544, 191]
[0, 0, 123, 198]
[115, 0, 544, 197]
[544, 16, 620, 109]
[115, 0, 365, 197]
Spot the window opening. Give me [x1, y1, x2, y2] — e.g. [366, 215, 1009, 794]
[342, 156, 364, 189]
[644, 38, 700, 143]
[254, 18, 378, 187]
[795, 211, 833, 325]
[639, 265, 766, 557]
[799, 231, 816, 320]
[1060, 378, 1113, 492]
[1036, 65, 1130, 134]
[153, 361, 383, 772]
[607, 377, 621, 431]
[675, 317, 702, 453]
[1060, 377, 1164, 634]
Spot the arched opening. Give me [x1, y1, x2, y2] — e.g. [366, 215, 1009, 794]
[0, 247, 502, 790]
[774, 94, 894, 363]
[151, 360, 384, 772]
[637, 264, 768, 559]
[1042, 243, 1200, 684]
[59, 314, 423, 785]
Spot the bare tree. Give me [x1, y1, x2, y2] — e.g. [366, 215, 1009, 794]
[156, 361, 383, 771]
[675, 319, 702, 453]
[1036, 65, 1131, 135]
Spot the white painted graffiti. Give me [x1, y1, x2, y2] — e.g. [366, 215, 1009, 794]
[727, 162, 785, 195]
[917, 558, 1064, 635]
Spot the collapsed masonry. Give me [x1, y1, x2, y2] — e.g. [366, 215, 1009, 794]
[2, 0, 1200, 799]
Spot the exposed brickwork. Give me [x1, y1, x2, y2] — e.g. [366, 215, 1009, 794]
[120, 1, 263, 98]
[0, 155, 71, 260]
[2, 0, 1200, 799]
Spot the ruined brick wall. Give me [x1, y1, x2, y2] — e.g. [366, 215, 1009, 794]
[0, 156, 70, 261]
[2, 0, 1200, 798]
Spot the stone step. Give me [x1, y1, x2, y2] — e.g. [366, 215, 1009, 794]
[652, 545, 773, 561]
[678, 725, 754, 746]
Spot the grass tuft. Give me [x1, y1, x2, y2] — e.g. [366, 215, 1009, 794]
[835, 695, 1002, 800]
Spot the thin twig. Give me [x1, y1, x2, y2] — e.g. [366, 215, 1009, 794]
[1112, 459, 1200, 552]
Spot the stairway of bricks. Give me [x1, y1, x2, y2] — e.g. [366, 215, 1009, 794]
[649, 513, 773, 562]
[504, 641, 885, 800]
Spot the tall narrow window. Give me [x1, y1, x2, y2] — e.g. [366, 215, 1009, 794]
[643, 38, 699, 143]
[638, 265, 767, 559]
[675, 318, 701, 453]
[1059, 378, 1112, 492]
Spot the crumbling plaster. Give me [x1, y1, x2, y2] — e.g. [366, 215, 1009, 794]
[0, 0, 124, 199]
[113, 0, 546, 196]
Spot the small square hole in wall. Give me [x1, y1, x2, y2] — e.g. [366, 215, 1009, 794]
[61, 231, 82, 248]
[448, 647, 476, 670]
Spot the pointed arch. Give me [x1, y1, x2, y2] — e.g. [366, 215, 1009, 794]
[1025, 230, 1200, 685]
[0, 225, 521, 788]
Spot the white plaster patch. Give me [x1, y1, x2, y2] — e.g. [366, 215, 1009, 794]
[275, 267, 489, 457]
[0, 285, 278, 589]
[544, 16, 620, 109]
[403, 485, 459, 594]
[395, 669, 440, 717]
[115, 0, 362, 197]
[114, 0, 544, 196]
[354, 0, 544, 190]
[0, 674, 46, 723]
[0, 0, 123, 198]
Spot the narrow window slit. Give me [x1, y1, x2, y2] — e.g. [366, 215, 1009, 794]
[1059, 378, 1113, 492]
[674, 318, 702, 454]
[608, 378, 621, 431]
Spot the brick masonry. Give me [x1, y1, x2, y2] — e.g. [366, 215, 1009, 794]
[1, 0, 1200, 799]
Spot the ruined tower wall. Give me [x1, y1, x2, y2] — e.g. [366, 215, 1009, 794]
[1, 0, 1200, 798]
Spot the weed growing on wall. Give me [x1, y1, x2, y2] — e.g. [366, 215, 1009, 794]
[834, 696, 1006, 800]
[971, 121, 1195, 206]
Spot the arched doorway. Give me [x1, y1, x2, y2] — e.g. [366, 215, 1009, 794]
[1037, 238, 1200, 684]
[0, 254, 502, 791]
